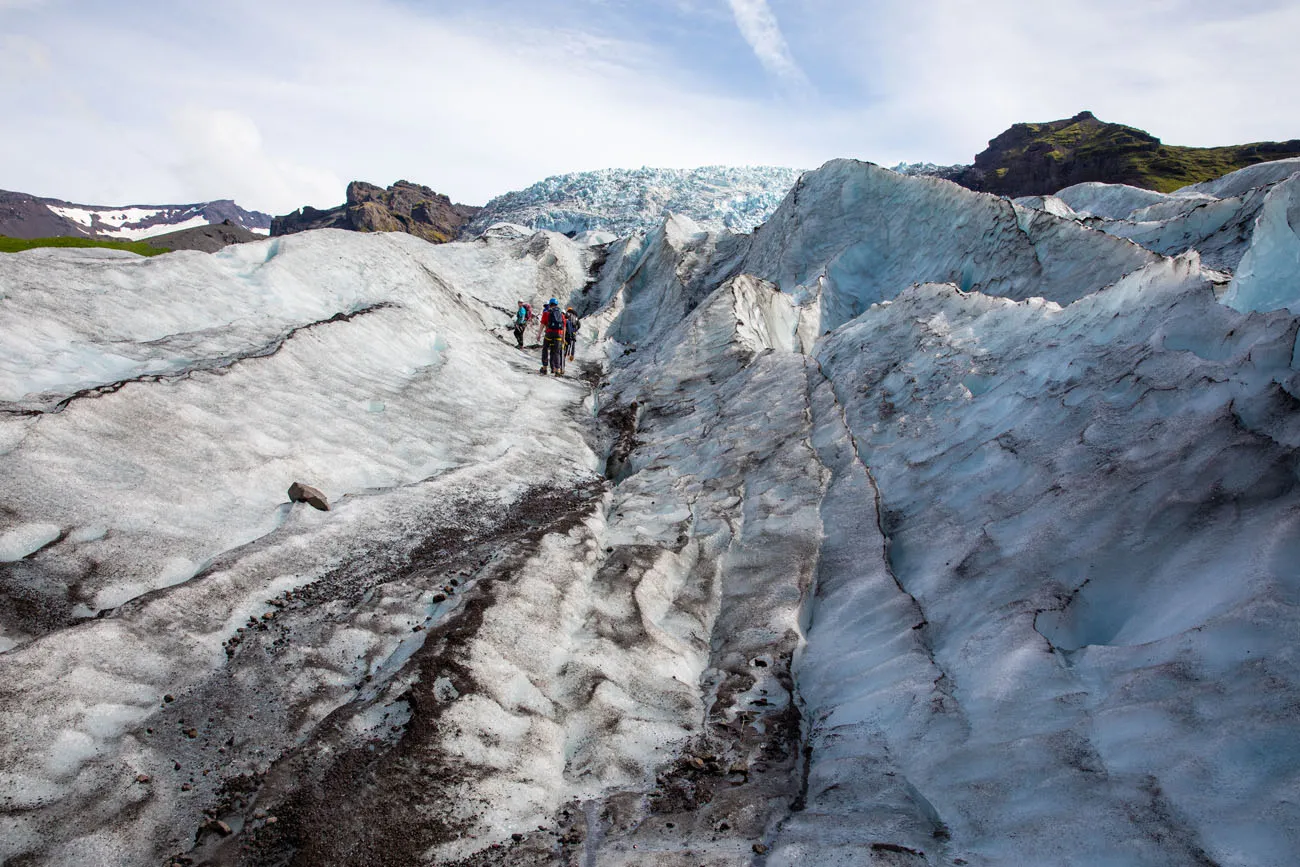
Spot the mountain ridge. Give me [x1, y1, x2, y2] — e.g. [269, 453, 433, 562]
[0, 189, 271, 240]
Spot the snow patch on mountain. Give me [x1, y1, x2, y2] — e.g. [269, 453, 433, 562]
[0, 190, 272, 241]
[464, 165, 805, 238]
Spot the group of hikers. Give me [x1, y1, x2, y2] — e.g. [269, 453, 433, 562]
[514, 298, 580, 375]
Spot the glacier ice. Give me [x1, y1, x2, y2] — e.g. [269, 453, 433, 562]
[740, 159, 1157, 330]
[1223, 175, 1300, 314]
[1019, 158, 1300, 279]
[1053, 181, 1181, 220]
[464, 165, 805, 239]
[3, 155, 1300, 866]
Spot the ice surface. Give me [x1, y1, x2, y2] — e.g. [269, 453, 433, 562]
[740, 159, 1157, 329]
[795, 261, 1300, 865]
[465, 165, 805, 238]
[0, 522, 62, 561]
[1017, 159, 1300, 274]
[1186, 157, 1300, 199]
[1222, 175, 1300, 313]
[1011, 194, 1081, 220]
[4, 154, 1300, 866]
[1053, 181, 1175, 220]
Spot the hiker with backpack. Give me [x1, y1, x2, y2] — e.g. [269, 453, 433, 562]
[564, 307, 580, 363]
[539, 299, 566, 375]
[513, 300, 532, 348]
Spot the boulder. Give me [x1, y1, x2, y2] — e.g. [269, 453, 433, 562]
[287, 482, 330, 511]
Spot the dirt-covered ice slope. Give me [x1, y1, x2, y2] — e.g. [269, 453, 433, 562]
[2, 154, 1300, 867]
[0, 228, 609, 864]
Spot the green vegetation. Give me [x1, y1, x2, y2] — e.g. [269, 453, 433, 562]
[968, 111, 1300, 195]
[1049, 118, 1293, 191]
[1126, 144, 1293, 192]
[0, 235, 171, 256]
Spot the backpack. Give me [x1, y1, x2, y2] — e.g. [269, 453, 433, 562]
[516, 304, 531, 326]
[543, 306, 565, 335]
[565, 313, 580, 338]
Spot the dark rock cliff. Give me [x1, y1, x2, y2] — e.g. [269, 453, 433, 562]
[271, 180, 481, 243]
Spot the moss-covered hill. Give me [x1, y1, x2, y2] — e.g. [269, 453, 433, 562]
[0, 234, 169, 256]
[955, 111, 1300, 196]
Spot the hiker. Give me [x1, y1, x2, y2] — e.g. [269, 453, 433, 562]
[513, 300, 532, 348]
[564, 307, 581, 362]
[539, 299, 566, 375]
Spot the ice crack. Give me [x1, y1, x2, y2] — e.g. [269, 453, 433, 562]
[0, 301, 399, 416]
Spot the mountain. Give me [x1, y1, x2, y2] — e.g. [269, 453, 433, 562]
[271, 180, 481, 243]
[944, 110, 1300, 196]
[2, 156, 1300, 866]
[0, 189, 271, 240]
[463, 165, 805, 238]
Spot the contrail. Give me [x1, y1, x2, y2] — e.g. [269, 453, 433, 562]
[726, 0, 810, 86]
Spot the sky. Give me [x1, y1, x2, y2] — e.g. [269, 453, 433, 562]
[1, 0, 1298, 214]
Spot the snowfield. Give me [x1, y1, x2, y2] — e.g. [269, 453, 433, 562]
[2, 158, 1300, 867]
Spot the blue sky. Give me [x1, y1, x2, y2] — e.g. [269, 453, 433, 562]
[1, 0, 1297, 213]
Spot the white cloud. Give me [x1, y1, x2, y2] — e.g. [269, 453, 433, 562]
[0, 34, 50, 74]
[782, 0, 1300, 166]
[170, 108, 342, 215]
[725, 0, 809, 87]
[1, 0, 1296, 212]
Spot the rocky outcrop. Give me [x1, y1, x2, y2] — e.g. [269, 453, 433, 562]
[271, 180, 480, 243]
[951, 111, 1300, 196]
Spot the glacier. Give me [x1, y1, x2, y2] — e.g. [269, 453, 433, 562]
[2, 155, 1300, 867]
[463, 165, 805, 239]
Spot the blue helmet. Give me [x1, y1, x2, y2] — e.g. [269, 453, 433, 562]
[548, 298, 558, 306]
